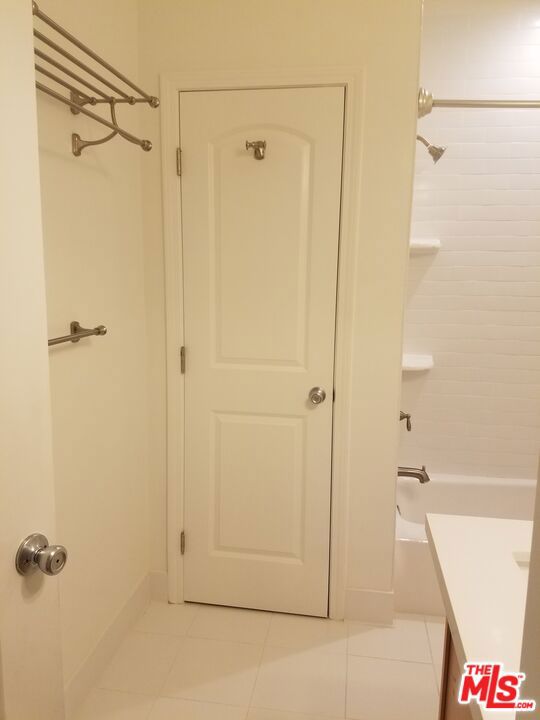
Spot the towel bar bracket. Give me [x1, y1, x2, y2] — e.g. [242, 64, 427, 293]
[48, 321, 107, 347]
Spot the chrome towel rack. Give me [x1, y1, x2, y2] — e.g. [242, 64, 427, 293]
[48, 321, 107, 347]
[32, 2, 159, 156]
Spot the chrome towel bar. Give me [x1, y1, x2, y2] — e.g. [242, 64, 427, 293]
[48, 321, 107, 347]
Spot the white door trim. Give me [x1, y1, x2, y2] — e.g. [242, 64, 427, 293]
[161, 67, 366, 619]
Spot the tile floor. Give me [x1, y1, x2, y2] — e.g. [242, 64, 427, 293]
[76, 602, 445, 720]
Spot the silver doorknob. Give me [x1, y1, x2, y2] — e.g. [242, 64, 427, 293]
[15, 533, 68, 577]
[309, 387, 327, 405]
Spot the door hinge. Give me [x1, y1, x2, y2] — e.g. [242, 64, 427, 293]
[180, 530, 186, 555]
[180, 346, 186, 374]
[176, 147, 182, 176]
[333, 388, 336, 402]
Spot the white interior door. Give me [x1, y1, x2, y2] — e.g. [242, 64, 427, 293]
[180, 86, 345, 616]
[0, 2, 65, 718]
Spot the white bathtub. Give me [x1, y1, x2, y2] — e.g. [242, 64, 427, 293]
[394, 474, 536, 615]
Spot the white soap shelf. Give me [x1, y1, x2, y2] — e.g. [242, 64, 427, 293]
[402, 353, 434, 372]
[409, 238, 441, 254]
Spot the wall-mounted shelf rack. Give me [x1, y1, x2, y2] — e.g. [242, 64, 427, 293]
[32, 2, 159, 156]
[409, 238, 441, 255]
[402, 353, 434, 372]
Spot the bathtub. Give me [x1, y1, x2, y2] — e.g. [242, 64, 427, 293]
[394, 473, 536, 615]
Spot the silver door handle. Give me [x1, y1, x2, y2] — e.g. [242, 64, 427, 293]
[309, 387, 326, 405]
[15, 533, 68, 576]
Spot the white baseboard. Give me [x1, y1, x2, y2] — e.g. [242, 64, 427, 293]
[149, 571, 168, 601]
[345, 587, 395, 624]
[64, 574, 151, 719]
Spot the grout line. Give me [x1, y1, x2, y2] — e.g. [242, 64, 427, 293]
[78, 687, 160, 720]
[153, 637, 185, 698]
[86, 687, 158, 700]
[144, 695, 159, 720]
[263, 612, 274, 646]
[156, 694, 250, 713]
[184, 602, 202, 636]
[424, 616, 443, 695]
[244, 612, 274, 710]
[346, 653, 434, 665]
[245, 642, 266, 712]
[136, 604, 203, 699]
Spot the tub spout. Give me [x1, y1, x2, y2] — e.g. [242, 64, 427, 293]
[398, 465, 431, 484]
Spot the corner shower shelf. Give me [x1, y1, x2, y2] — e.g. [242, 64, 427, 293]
[409, 238, 441, 254]
[402, 353, 434, 372]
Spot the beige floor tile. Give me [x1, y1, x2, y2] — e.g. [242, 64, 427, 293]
[188, 604, 271, 644]
[266, 613, 347, 654]
[135, 601, 200, 636]
[98, 632, 181, 696]
[252, 646, 346, 717]
[149, 697, 247, 719]
[76, 688, 156, 720]
[347, 656, 439, 720]
[162, 636, 262, 706]
[347, 615, 432, 663]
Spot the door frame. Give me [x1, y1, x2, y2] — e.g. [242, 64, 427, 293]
[161, 68, 366, 619]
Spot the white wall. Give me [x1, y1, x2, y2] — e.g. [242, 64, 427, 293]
[401, 0, 540, 480]
[36, 0, 150, 686]
[139, 0, 422, 618]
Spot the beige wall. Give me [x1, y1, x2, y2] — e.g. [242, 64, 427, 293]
[36, 0, 150, 685]
[138, 0, 422, 617]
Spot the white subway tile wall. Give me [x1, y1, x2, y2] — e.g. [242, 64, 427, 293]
[401, 0, 540, 479]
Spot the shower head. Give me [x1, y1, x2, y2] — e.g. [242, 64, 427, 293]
[416, 134, 446, 163]
[428, 144, 446, 163]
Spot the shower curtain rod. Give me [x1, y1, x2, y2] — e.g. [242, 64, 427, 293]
[418, 87, 540, 118]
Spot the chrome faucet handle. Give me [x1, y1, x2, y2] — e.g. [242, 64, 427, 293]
[400, 411, 412, 432]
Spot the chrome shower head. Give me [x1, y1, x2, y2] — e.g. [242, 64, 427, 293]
[416, 134, 446, 163]
[428, 144, 446, 163]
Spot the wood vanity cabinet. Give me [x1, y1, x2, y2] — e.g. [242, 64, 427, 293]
[439, 623, 474, 720]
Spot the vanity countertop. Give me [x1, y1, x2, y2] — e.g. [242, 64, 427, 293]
[426, 514, 533, 720]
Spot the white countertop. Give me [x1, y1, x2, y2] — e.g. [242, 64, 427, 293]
[426, 514, 533, 720]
